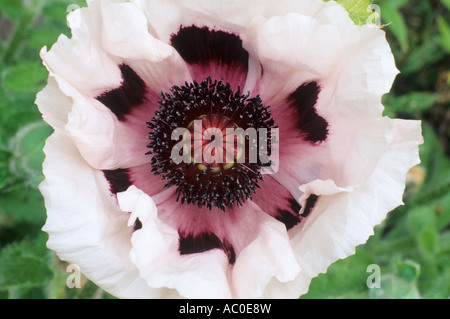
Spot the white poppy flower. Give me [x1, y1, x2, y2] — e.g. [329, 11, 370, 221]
[37, 0, 423, 299]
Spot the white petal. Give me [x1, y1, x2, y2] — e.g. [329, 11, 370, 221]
[41, 132, 160, 298]
[41, 0, 192, 171]
[35, 76, 72, 132]
[118, 186, 231, 299]
[40, 2, 120, 97]
[267, 119, 422, 297]
[132, 0, 346, 97]
[244, 13, 397, 106]
[37, 0, 424, 300]
[135, 0, 350, 43]
[232, 214, 301, 298]
[65, 92, 149, 170]
[97, 0, 193, 92]
[244, 13, 399, 191]
[37, 69, 151, 171]
[99, 1, 173, 61]
[42, 0, 190, 110]
[120, 186, 302, 299]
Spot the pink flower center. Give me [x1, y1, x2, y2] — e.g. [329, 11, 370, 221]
[186, 113, 243, 172]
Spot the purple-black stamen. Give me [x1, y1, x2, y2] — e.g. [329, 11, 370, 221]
[146, 77, 276, 211]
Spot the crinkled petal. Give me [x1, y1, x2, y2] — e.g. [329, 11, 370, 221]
[99, 1, 172, 61]
[35, 76, 72, 132]
[118, 186, 230, 299]
[40, 133, 166, 299]
[65, 91, 149, 170]
[41, 4, 120, 97]
[41, 1, 193, 170]
[243, 13, 399, 193]
[263, 119, 423, 298]
[119, 185, 300, 299]
[37, 0, 424, 301]
[135, 0, 350, 43]
[134, 0, 350, 94]
[231, 212, 301, 298]
[98, 1, 192, 93]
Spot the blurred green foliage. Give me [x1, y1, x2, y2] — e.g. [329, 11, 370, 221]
[0, 0, 449, 299]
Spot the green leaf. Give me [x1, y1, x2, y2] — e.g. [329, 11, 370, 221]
[408, 206, 437, 235]
[14, 285, 48, 299]
[42, 0, 75, 20]
[369, 274, 421, 299]
[437, 231, 450, 258]
[423, 267, 450, 298]
[27, 28, 64, 50]
[1, 1, 45, 64]
[400, 35, 444, 75]
[40, 0, 87, 19]
[381, 3, 409, 53]
[435, 194, 450, 231]
[301, 249, 374, 298]
[1, 62, 48, 92]
[0, 95, 43, 142]
[340, 0, 373, 25]
[415, 124, 450, 197]
[0, 242, 53, 289]
[0, 289, 9, 299]
[383, 92, 441, 117]
[69, 280, 104, 299]
[0, 187, 46, 224]
[419, 226, 438, 254]
[441, 0, 450, 11]
[9, 121, 52, 187]
[437, 16, 450, 53]
[396, 260, 421, 283]
[0, 0, 25, 21]
[325, 0, 373, 25]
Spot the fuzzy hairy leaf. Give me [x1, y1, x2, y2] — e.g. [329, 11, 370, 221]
[0, 242, 53, 289]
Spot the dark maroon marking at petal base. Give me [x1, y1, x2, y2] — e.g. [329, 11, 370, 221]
[134, 218, 143, 231]
[252, 177, 303, 230]
[103, 168, 132, 195]
[288, 82, 328, 143]
[277, 198, 302, 230]
[171, 26, 249, 70]
[302, 194, 319, 218]
[96, 64, 147, 121]
[179, 232, 236, 264]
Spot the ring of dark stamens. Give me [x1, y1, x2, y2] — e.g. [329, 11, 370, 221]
[146, 77, 276, 211]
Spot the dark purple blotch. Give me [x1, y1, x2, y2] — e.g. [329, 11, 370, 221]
[178, 232, 236, 265]
[171, 25, 249, 70]
[103, 168, 132, 195]
[276, 198, 302, 230]
[288, 82, 328, 143]
[96, 64, 147, 121]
